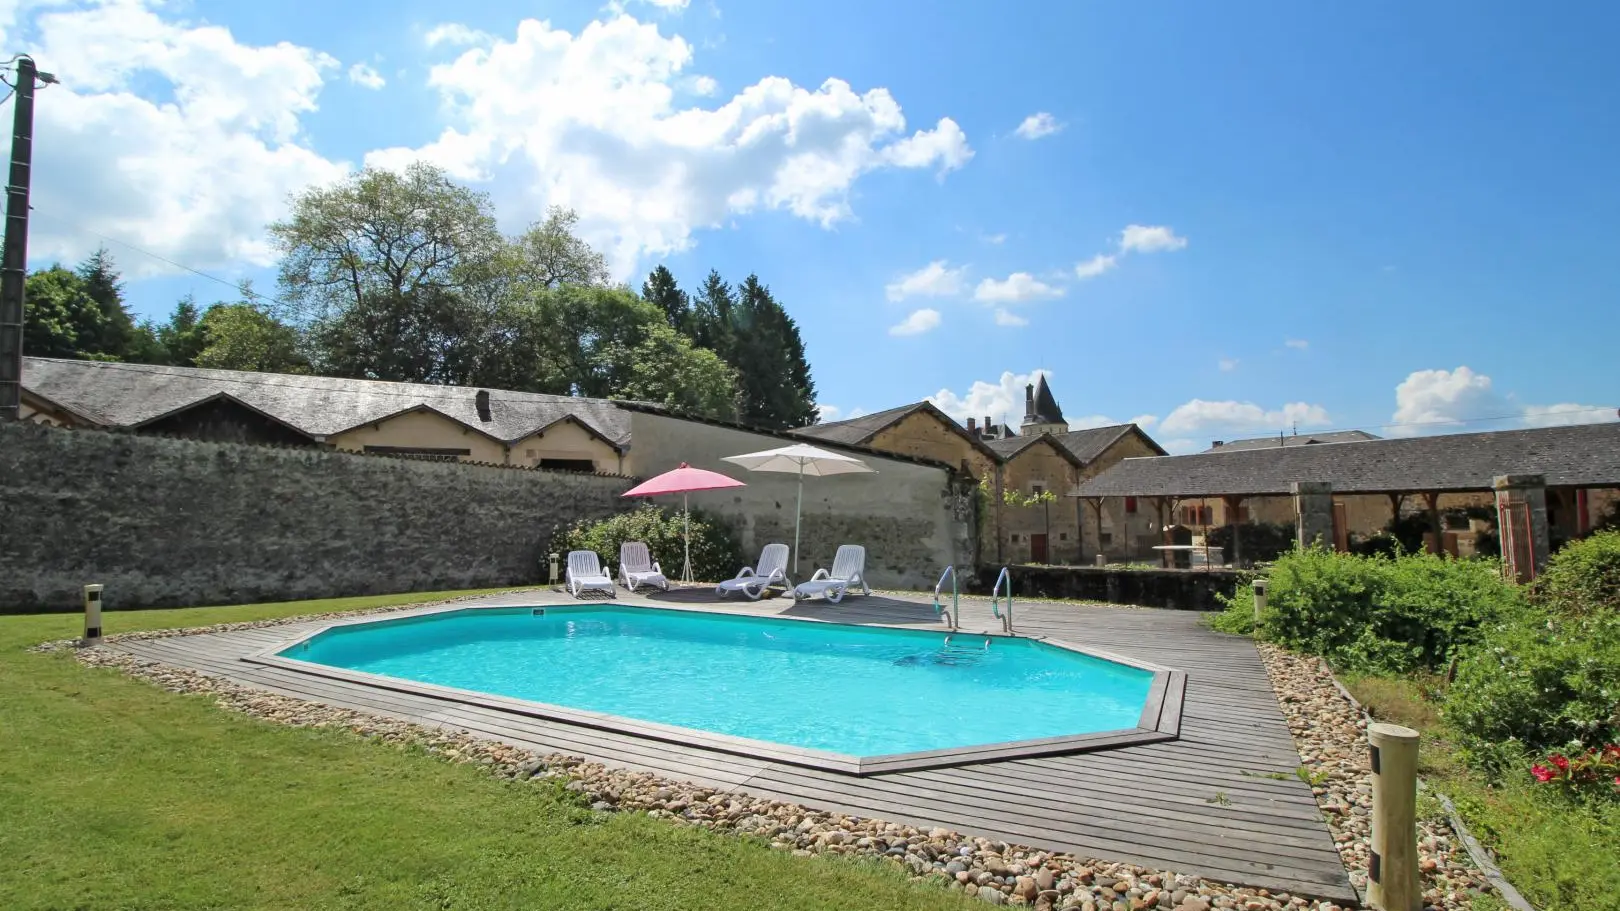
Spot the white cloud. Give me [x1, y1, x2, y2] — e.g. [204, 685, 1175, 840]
[1389, 367, 1500, 436]
[889, 308, 941, 337]
[1218, 357, 1238, 372]
[347, 63, 386, 90]
[981, 232, 1006, 245]
[1129, 414, 1158, 428]
[885, 260, 965, 301]
[1073, 253, 1118, 280]
[993, 308, 1028, 327]
[1521, 403, 1618, 428]
[425, 22, 493, 48]
[690, 74, 718, 95]
[1159, 399, 1331, 437]
[21, 0, 350, 276]
[973, 272, 1063, 303]
[1160, 438, 1203, 455]
[1066, 414, 1120, 430]
[815, 404, 868, 423]
[1014, 111, 1062, 140]
[928, 369, 1054, 425]
[372, 15, 973, 277]
[1119, 224, 1188, 254]
[637, 0, 691, 9]
[1285, 338, 1309, 350]
[1389, 366, 1617, 435]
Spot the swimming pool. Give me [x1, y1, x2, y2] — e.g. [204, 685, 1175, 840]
[270, 605, 1179, 771]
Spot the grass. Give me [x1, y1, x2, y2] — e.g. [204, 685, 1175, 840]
[0, 589, 973, 911]
[1340, 673, 1620, 911]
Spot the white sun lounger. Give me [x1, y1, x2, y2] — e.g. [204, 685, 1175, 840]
[715, 543, 790, 601]
[566, 550, 616, 598]
[618, 541, 669, 593]
[793, 545, 870, 603]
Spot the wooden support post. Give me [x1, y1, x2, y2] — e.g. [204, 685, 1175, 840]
[1086, 498, 1106, 564]
[1422, 492, 1442, 555]
[1386, 492, 1405, 523]
[1368, 723, 1422, 911]
[1222, 495, 1245, 567]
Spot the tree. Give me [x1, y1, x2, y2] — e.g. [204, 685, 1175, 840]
[730, 274, 818, 429]
[641, 265, 690, 333]
[511, 206, 613, 290]
[22, 266, 109, 360]
[74, 247, 137, 357]
[687, 270, 735, 358]
[194, 303, 309, 373]
[270, 162, 506, 383]
[154, 296, 208, 367]
[607, 322, 739, 421]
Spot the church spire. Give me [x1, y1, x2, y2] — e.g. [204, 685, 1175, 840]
[1020, 375, 1068, 436]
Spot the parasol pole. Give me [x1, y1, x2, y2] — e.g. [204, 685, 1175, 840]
[682, 492, 693, 583]
[793, 460, 805, 577]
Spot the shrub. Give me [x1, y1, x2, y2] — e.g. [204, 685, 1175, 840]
[1445, 605, 1620, 764]
[1212, 548, 1525, 674]
[1530, 745, 1620, 799]
[550, 505, 743, 583]
[1534, 529, 1620, 616]
[1206, 521, 1295, 565]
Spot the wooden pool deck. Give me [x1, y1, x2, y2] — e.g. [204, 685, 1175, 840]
[110, 589, 1354, 902]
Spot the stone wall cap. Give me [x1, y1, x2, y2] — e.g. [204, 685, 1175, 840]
[1492, 473, 1546, 489]
[1289, 481, 1333, 494]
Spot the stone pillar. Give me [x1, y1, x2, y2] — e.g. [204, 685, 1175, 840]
[1494, 474, 1549, 582]
[1222, 495, 1245, 566]
[1292, 482, 1334, 551]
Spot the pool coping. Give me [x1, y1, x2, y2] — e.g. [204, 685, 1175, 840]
[243, 602, 1186, 776]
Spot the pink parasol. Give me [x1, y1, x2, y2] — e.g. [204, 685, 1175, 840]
[622, 463, 746, 582]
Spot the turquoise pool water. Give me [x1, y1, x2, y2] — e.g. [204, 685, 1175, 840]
[284, 606, 1154, 756]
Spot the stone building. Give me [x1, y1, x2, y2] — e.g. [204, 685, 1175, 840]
[798, 375, 1167, 565]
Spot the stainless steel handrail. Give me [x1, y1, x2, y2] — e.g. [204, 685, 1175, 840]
[932, 565, 958, 631]
[990, 566, 1013, 634]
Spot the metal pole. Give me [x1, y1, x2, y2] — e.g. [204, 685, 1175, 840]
[792, 463, 804, 577]
[0, 57, 40, 422]
[682, 492, 693, 583]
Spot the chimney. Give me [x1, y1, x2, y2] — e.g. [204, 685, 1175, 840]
[1024, 383, 1036, 418]
[966, 417, 977, 435]
[475, 389, 491, 422]
[983, 415, 993, 435]
[1211, 440, 1224, 449]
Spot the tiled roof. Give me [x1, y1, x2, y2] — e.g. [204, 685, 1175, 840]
[20, 357, 632, 448]
[1206, 430, 1381, 452]
[794, 403, 923, 445]
[1073, 422, 1620, 497]
[1027, 375, 1065, 425]
[986, 424, 1162, 465]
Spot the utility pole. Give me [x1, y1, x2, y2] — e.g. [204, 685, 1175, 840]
[0, 56, 53, 423]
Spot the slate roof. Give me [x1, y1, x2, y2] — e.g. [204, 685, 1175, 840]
[21, 357, 632, 448]
[1206, 430, 1382, 452]
[794, 400, 1002, 462]
[1072, 422, 1620, 497]
[1026, 375, 1065, 425]
[986, 424, 1166, 465]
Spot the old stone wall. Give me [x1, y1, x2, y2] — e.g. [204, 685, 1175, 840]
[0, 422, 633, 613]
[625, 411, 971, 589]
[964, 564, 1247, 611]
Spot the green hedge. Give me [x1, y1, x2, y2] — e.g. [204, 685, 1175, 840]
[1212, 547, 1524, 675]
[550, 506, 744, 584]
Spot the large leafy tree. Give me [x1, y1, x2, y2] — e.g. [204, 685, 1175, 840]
[270, 162, 506, 383]
[153, 296, 208, 367]
[604, 322, 739, 421]
[194, 303, 309, 373]
[511, 206, 614, 290]
[22, 266, 110, 360]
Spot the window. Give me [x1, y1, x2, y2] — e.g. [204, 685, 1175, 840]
[539, 458, 596, 472]
[1125, 496, 1138, 514]
[525, 448, 537, 458]
[1059, 533, 1068, 541]
[363, 445, 470, 461]
[1010, 533, 1020, 543]
[1099, 532, 1113, 545]
[1030, 483, 1045, 496]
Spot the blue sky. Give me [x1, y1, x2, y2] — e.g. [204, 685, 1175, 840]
[12, 0, 1618, 452]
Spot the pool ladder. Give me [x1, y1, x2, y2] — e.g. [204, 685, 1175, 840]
[933, 565, 959, 631]
[991, 566, 1014, 634]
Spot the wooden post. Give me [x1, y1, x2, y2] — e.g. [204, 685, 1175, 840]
[1368, 722, 1422, 911]
[1422, 492, 1442, 555]
[82, 584, 104, 643]
[1222, 495, 1245, 566]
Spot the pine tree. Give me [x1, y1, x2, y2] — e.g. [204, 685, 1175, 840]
[688, 270, 735, 360]
[732, 275, 818, 429]
[74, 247, 137, 358]
[641, 265, 690, 334]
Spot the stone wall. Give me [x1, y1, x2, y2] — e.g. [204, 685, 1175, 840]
[625, 411, 972, 589]
[965, 564, 1248, 612]
[0, 422, 634, 613]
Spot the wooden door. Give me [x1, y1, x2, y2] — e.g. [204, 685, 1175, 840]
[1030, 533, 1049, 564]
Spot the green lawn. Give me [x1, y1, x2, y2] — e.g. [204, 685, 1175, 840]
[0, 590, 971, 911]
[1340, 673, 1620, 911]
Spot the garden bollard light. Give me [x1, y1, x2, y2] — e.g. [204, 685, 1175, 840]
[548, 553, 560, 585]
[1368, 722, 1422, 911]
[1094, 554, 1106, 567]
[82, 584, 104, 644]
[1252, 577, 1268, 624]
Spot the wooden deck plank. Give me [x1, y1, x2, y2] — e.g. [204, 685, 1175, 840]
[106, 589, 1353, 902]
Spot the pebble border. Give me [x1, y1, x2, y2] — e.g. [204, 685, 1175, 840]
[30, 601, 1488, 911]
[1254, 644, 1498, 911]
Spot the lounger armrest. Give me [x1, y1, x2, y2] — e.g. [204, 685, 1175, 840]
[736, 566, 757, 578]
[808, 568, 831, 581]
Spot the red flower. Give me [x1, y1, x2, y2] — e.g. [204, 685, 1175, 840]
[1550, 754, 1571, 772]
[1531, 764, 1557, 782]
